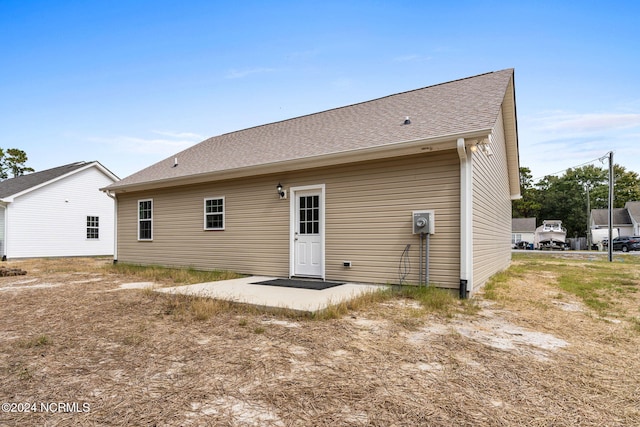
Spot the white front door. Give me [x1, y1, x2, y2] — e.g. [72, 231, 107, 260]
[292, 187, 324, 278]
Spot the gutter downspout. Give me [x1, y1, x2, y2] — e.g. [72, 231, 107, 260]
[105, 191, 118, 263]
[457, 138, 472, 298]
[0, 203, 7, 261]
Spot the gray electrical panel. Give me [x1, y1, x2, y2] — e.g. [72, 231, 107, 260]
[412, 211, 435, 234]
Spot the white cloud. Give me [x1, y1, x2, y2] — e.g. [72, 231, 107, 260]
[89, 131, 202, 156]
[527, 111, 640, 134]
[151, 130, 204, 139]
[392, 54, 432, 62]
[330, 77, 353, 89]
[225, 67, 276, 79]
[519, 110, 640, 178]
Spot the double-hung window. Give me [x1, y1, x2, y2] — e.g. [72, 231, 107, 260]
[86, 216, 99, 239]
[138, 199, 153, 240]
[204, 197, 224, 230]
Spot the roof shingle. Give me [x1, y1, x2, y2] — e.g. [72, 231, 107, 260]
[512, 218, 537, 233]
[108, 69, 514, 191]
[591, 208, 632, 226]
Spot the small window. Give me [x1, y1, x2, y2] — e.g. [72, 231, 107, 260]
[87, 216, 99, 239]
[138, 199, 153, 240]
[204, 197, 224, 230]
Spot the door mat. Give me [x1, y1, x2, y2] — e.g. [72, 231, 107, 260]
[251, 278, 344, 290]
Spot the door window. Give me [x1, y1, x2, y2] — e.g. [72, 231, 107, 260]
[299, 195, 319, 234]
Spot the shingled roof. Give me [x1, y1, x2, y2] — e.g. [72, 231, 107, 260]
[106, 69, 517, 193]
[0, 161, 118, 200]
[512, 218, 537, 233]
[625, 201, 640, 222]
[591, 208, 632, 227]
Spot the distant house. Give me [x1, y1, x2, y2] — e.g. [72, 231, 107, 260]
[590, 206, 634, 242]
[625, 202, 640, 235]
[102, 69, 520, 296]
[512, 218, 536, 246]
[0, 161, 119, 259]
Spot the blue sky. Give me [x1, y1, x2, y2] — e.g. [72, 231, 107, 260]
[1, 0, 639, 181]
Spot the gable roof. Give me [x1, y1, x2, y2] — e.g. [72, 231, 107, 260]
[0, 161, 118, 201]
[512, 218, 536, 233]
[625, 201, 640, 222]
[590, 208, 632, 227]
[105, 69, 518, 194]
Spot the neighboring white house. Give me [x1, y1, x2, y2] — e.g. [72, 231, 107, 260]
[589, 202, 640, 248]
[625, 201, 640, 235]
[0, 161, 118, 259]
[511, 218, 536, 247]
[590, 207, 633, 244]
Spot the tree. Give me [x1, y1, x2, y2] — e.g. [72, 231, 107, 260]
[513, 164, 640, 238]
[512, 167, 542, 219]
[536, 173, 587, 238]
[612, 165, 640, 207]
[0, 148, 34, 180]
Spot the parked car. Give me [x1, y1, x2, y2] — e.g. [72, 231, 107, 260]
[611, 236, 640, 252]
[514, 241, 533, 250]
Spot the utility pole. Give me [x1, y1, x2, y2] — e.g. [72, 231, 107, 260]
[608, 151, 614, 262]
[584, 183, 590, 250]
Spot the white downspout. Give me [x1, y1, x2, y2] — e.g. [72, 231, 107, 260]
[0, 204, 7, 260]
[105, 191, 118, 262]
[457, 138, 473, 297]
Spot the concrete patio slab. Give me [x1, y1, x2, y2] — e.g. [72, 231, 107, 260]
[156, 276, 387, 313]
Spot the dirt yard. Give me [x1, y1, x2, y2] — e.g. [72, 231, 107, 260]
[1, 255, 639, 426]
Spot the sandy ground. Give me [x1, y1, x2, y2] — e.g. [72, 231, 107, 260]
[0, 256, 639, 426]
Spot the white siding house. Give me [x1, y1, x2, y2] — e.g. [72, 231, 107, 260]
[512, 218, 536, 246]
[0, 161, 118, 259]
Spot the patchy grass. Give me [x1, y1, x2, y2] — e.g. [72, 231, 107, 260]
[490, 252, 640, 323]
[107, 262, 243, 286]
[302, 284, 468, 320]
[17, 334, 52, 348]
[482, 270, 511, 301]
[2, 256, 640, 426]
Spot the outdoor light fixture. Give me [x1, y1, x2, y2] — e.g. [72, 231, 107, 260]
[469, 138, 493, 157]
[276, 183, 286, 199]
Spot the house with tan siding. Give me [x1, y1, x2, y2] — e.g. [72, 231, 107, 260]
[102, 69, 520, 297]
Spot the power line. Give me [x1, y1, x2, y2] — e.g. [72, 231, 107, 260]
[532, 152, 613, 181]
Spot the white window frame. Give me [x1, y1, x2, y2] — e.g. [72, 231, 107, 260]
[204, 197, 225, 231]
[138, 199, 153, 241]
[86, 216, 99, 240]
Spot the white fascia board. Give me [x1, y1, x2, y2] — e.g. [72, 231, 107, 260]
[10, 162, 117, 200]
[92, 161, 120, 182]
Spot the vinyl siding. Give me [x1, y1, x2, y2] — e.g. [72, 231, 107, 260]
[6, 167, 116, 258]
[116, 150, 461, 288]
[471, 107, 513, 292]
